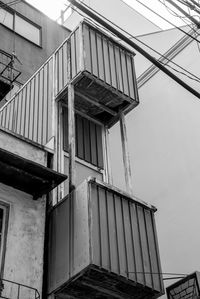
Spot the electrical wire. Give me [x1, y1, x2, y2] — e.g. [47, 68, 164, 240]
[0, 0, 22, 9]
[134, 0, 200, 50]
[189, 0, 200, 10]
[72, 3, 200, 84]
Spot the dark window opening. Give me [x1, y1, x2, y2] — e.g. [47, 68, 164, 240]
[63, 107, 104, 169]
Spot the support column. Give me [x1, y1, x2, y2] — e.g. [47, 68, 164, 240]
[68, 83, 76, 193]
[119, 113, 133, 195]
[104, 127, 113, 185]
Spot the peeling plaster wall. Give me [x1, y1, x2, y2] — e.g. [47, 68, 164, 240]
[0, 128, 47, 166]
[0, 182, 46, 297]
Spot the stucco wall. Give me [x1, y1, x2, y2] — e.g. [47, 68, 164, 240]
[0, 182, 46, 297]
[109, 40, 200, 294]
[0, 128, 47, 166]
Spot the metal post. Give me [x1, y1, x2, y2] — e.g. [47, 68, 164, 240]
[119, 113, 133, 195]
[104, 127, 113, 185]
[68, 83, 76, 193]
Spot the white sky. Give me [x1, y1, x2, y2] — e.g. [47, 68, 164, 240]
[26, 0, 189, 29]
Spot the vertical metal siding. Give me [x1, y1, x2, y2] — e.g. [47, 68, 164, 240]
[0, 57, 54, 145]
[82, 23, 136, 99]
[90, 181, 163, 293]
[48, 179, 163, 295]
[0, 21, 137, 146]
[55, 40, 69, 95]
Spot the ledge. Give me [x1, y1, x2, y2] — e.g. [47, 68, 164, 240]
[0, 147, 67, 199]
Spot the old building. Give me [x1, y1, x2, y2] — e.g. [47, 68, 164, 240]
[60, 0, 200, 296]
[0, 5, 165, 297]
[0, 0, 70, 106]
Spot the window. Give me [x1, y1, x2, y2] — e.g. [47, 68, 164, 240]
[15, 15, 41, 46]
[0, 8, 13, 29]
[0, 7, 41, 46]
[0, 203, 9, 276]
[63, 108, 104, 169]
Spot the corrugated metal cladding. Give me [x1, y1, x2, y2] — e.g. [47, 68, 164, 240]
[55, 40, 69, 95]
[0, 21, 138, 144]
[0, 58, 54, 145]
[63, 107, 104, 168]
[48, 179, 164, 296]
[90, 181, 163, 293]
[81, 23, 137, 99]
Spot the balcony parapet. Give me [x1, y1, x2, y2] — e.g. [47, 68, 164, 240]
[48, 177, 164, 298]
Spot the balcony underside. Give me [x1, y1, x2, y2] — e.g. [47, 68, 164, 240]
[56, 265, 160, 299]
[60, 72, 138, 127]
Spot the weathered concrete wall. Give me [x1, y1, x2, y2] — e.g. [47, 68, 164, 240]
[0, 182, 46, 297]
[0, 0, 70, 86]
[0, 127, 47, 166]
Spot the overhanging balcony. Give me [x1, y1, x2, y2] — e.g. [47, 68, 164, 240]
[56, 21, 139, 126]
[48, 178, 164, 298]
[0, 20, 139, 146]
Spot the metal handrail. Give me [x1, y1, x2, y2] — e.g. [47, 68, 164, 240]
[0, 278, 40, 299]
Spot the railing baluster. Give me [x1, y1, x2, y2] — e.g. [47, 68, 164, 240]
[17, 284, 20, 299]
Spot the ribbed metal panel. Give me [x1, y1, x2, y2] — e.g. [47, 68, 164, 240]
[0, 57, 54, 145]
[55, 40, 69, 95]
[0, 20, 138, 144]
[48, 179, 164, 296]
[81, 23, 137, 99]
[90, 181, 163, 293]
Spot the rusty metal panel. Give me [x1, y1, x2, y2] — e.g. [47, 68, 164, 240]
[89, 180, 163, 293]
[0, 57, 53, 145]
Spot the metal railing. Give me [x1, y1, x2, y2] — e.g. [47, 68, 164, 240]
[0, 50, 21, 85]
[0, 278, 40, 299]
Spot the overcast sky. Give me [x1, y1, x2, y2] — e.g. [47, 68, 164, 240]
[26, 0, 186, 29]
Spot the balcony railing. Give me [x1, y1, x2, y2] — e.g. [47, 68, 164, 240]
[48, 177, 164, 298]
[0, 50, 21, 85]
[0, 20, 138, 146]
[0, 278, 40, 299]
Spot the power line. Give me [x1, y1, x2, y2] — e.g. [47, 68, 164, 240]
[189, 0, 200, 10]
[165, 0, 200, 27]
[72, 3, 200, 84]
[136, 0, 200, 43]
[0, 0, 22, 9]
[68, 0, 200, 100]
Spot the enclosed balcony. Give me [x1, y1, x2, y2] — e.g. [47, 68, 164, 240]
[57, 21, 139, 126]
[0, 20, 139, 147]
[48, 178, 164, 299]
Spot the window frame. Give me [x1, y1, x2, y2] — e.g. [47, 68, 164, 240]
[63, 107, 104, 169]
[0, 3, 42, 47]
